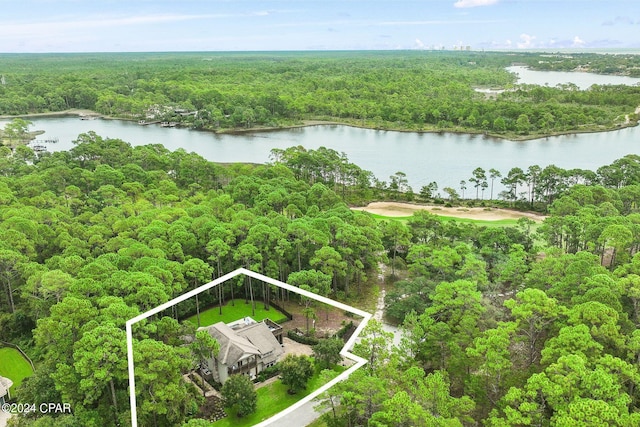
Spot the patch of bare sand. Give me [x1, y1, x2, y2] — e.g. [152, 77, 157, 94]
[282, 337, 313, 357]
[352, 201, 546, 222]
[0, 109, 101, 120]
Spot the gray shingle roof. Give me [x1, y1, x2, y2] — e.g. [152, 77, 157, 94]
[200, 322, 284, 366]
[237, 322, 284, 364]
[200, 320, 283, 367]
[201, 322, 260, 366]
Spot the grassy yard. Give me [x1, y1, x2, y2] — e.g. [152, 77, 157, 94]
[211, 364, 345, 427]
[0, 347, 33, 393]
[185, 299, 289, 327]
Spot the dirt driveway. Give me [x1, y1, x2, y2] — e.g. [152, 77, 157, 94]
[282, 337, 313, 357]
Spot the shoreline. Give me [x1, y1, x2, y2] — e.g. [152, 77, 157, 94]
[1, 110, 638, 142]
[213, 120, 345, 135]
[182, 118, 640, 142]
[0, 109, 103, 120]
[149, 117, 640, 142]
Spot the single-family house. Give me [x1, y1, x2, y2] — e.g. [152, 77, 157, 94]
[199, 317, 284, 383]
[0, 376, 13, 405]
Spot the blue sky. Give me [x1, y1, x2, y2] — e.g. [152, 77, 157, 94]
[1, 0, 639, 52]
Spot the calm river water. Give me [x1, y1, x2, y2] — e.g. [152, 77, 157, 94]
[506, 66, 640, 89]
[8, 117, 637, 192]
[2, 68, 639, 192]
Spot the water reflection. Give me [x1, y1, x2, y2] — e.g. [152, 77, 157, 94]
[1, 116, 639, 191]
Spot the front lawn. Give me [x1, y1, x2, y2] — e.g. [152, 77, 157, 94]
[185, 299, 289, 327]
[0, 347, 33, 393]
[211, 364, 345, 427]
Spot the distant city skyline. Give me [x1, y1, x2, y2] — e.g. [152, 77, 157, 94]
[2, 0, 640, 53]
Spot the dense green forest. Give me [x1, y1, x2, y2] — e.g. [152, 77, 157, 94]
[0, 51, 638, 139]
[325, 157, 640, 427]
[1, 127, 640, 425]
[0, 135, 385, 426]
[522, 52, 640, 76]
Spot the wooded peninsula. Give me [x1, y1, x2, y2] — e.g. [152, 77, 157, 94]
[0, 51, 639, 139]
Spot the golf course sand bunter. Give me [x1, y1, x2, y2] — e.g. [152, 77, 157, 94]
[352, 202, 547, 222]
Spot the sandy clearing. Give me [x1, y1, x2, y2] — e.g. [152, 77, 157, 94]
[624, 105, 640, 125]
[352, 201, 547, 222]
[281, 336, 314, 357]
[0, 109, 101, 120]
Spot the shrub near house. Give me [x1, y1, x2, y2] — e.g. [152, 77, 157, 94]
[312, 338, 343, 369]
[279, 354, 314, 394]
[221, 374, 257, 418]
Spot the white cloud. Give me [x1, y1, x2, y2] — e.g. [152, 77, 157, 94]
[0, 12, 260, 52]
[479, 39, 512, 49]
[602, 16, 638, 27]
[572, 36, 585, 47]
[0, 10, 269, 36]
[0, 13, 219, 38]
[414, 38, 425, 49]
[379, 19, 503, 26]
[0, 10, 276, 50]
[517, 33, 536, 49]
[454, 0, 499, 8]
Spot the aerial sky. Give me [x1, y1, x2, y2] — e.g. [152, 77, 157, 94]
[2, 0, 639, 52]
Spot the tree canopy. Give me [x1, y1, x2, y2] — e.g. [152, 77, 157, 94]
[1, 51, 638, 139]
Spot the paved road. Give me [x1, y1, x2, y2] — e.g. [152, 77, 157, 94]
[262, 398, 328, 427]
[0, 410, 13, 427]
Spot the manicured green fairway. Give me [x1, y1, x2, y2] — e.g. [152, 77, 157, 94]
[185, 299, 288, 327]
[436, 214, 520, 227]
[368, 212, 521, 227]
[0, 347, 33, 392]
[212, 365, 345, 427]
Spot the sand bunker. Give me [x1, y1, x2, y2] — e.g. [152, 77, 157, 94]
[352, 202, 546, 222]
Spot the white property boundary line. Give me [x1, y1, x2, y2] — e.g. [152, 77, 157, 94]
[125, 267, 372, 427]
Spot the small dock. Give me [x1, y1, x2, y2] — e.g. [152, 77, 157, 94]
[29, 137, 58, 153]
[79, 113, 100, 120]
[32, 137, 58, 145]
